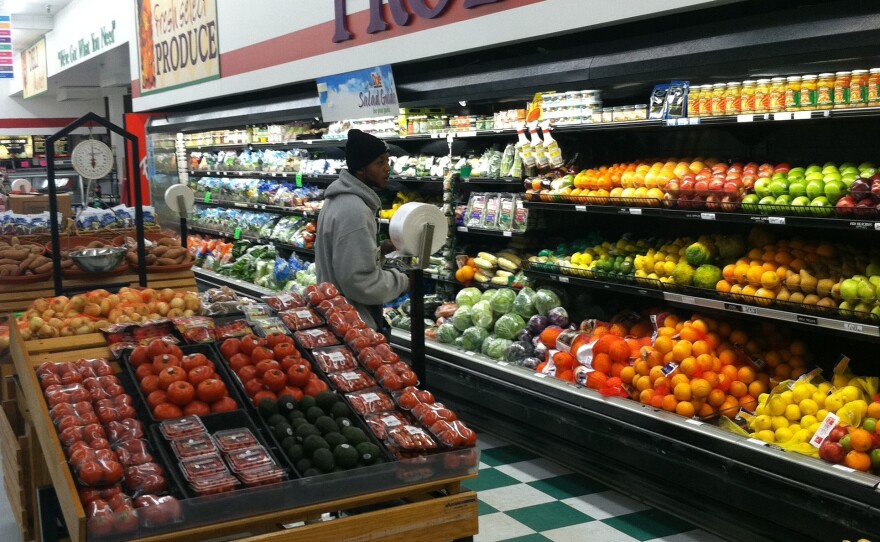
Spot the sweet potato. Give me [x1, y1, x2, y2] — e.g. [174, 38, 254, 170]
[34, 262, 53, 274]
[156, 258, 178, 266]
[156, 238, 179, 247]
[126, 252, 139, 264]
[163, 247, 185, 260]
[18, 254, 36, 271]
[151, 245, 169, 257]
[0, 249, 28, 260]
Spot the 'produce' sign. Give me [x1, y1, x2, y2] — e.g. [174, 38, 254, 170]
[135, 0, 220, 95]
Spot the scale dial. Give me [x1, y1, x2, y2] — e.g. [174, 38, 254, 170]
[71, 139, 114, 179]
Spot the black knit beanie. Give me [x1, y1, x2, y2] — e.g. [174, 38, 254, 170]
[346, 129, 388, 173]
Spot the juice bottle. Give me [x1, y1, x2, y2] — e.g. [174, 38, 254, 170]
[849, 69, 868, 107]
[784, 76, 801, 111]
[800, 75, 818, 110]
[529, 121, 548, 169]
[699, 84, 713, 116]
[687, 86, 700, 117]
[755, 79, 771, 113]
[741, 80, 756, 113]
[540, 121, 564, 168]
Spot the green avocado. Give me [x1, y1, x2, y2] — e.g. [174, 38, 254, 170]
[286, 444, 304, 463]
[258, 398, 278, 419]
[341, 426, 368, 446]
[295, 423, 321, 442]
[297, 395, 317, 413]
[306, 406, 325, 423]
[324, 432, 347, 449]
[315, 391, 338, 413]
[311, 448, 335, 472]
[315, 416, 339, 435]
[303, 434, 329, 457]
[267, 414, 288, 428]
[331, 401, 351, 419]
[333, 444, 359, 469]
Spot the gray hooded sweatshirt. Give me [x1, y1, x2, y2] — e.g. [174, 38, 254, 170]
[315, 169, 409, 329]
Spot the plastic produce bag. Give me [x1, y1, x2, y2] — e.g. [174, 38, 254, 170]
[452, 306, 473, 332]
[489, 288, 516, 315]
[494, 313, 525, 340]
[455, 288, 482, 308]
[470, 300, 494, 329]
[512, 287, 538, 318]
[461, 326, 488, 352]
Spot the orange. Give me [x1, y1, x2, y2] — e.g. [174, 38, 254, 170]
[721, 364, 739, 382]
[648, 365, 666, 385]
[722, 264, 736, 282]
[669, 373, 690, 389]
[844, 450, 872, 472]
[609, 340, 631, 364]
[737, 366, 756, 384]
[729, 380, 748, 398]
[718, 349, 737, 366]
[661, 394, 678, 412]
[774, 364, 791, 381]
[698, 402, 716, 418]
[867, 401, 880, 421]
[738, 394, 757, 411]
[733, 263, 750, 284]
[704, 332, 721, 351]
[729, 329, 748, 346]
[592, 335, 617, 356]
[692, 340, 710, 357]
[540, 327, 564, 349]
[586, 371, 607, 390]
[764, 351, 782, 367]
[610, 362, 625, 378]
[717, 321, 732, 339]
[654, 336, 674, 354]
[675, 401, 696, 418]
[646, 349, 664, 368]
[639, 388, 655, 404]
[696, 354, 714, 372]
[553, 351, 576, 372]
[592, 353, 612, 375]
[650, 393, 665, 409]
[719, 396, 740, 417]
[849, 428, 874, 453]
[691, 319, 709, 336]
[679, 357, 697, 377]
[746, 266, 764, 287]
[748, 380, 767, 398]
[690, 378, 711, 399]
[679, 326, 700, 342]
[558, 370, 574, 382]
[708, 389, 726, 407]
[633, 359, 650, 377]
[635, 375, 652, 392]
[716, 280, 732, 294]
[673, 382, 692, 402]
[672, 340, 693, 362]
[702, 371, 720, 389]
[455, 266, 475, 283]
[609, 323, 629, 337]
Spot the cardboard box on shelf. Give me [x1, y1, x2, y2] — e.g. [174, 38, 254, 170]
[8, 193, 73, 220]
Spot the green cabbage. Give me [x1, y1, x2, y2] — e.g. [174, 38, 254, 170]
[452, 306, 473, 332]
[471, 300, 495, 329]
[485, 336, 513, 360]
[534, 289, 562, 316]
[494, 313, 526, 340]
[480, 289, 498, 303]
[512, 287, 538, 318]
[461, 326, 489, 351]
[455, 287, 482, 307]
[490, 288, 517, 315]
[437, 323, 460, 344]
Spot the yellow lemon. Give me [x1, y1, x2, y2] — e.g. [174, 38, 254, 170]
[824, 394, 845, 412]
[800, 414, 818, 429]
[755, 430, 776, 443]
[784, 404, 802, 421]
[771, 416, 790, 430]
[811, 390, 828, 407]
[774, 427, 794, 442]
[816, 409, 829, 422]
[767, 396, 788, 416]
[798, 398, 819, 416]
[792, 429, 813, 443]
[840, 386, 861, 403]
[752, 415, 772, 431]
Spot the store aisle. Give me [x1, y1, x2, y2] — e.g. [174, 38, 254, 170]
[467, 432, 726, 542]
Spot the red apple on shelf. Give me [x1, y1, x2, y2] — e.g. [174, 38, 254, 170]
[850, 179, 871, 201]
[827, 425, 847, 443]
[705, 194, 721, 211]
[709, 179, 724, 192]
[819, 440, 845, 463]
[774, 163, 791, 173]
[835, 196, 856, 216]
[680, 179, 695, 192]
[694, 181, 710, 194]
[723, 181, 741, 194]
[729, 162, 744, 172]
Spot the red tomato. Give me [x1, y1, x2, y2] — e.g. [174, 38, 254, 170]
[100, 460, 124, 484]
[262, 369, 287, 392]
[90, 438, 111, 450]
[39, 373, 61, 389]
[77, 461, 103, 485]
[196, 379, 227, 403]
[129, 346, 150, 367]
[78, 488, 102, 504]
[255, 360, 280, 378]
[398, 391, 419, 409]
[102, 382, 124, 397]
[146, 390, 167, 410]
[183, 400, 211, 417]
[251, 346, 274, 364]
[210, 396, 238, 413]
[153, 403, 182, 420]
[286, 362, 311, 388]
[96, 408, 118, 425]
[140, 375, 160, 395]
[280, 355, 302, 372]
[265, 332, 292, 349]
[227, 353, 252, 373]
[147, 339, 171, 359]
[152, 355, 180, 373]
[135, 364, 156, 380]
[59, 426, 84, 447]
[167, 345, 184, 361]
[116, 405, 136, 420]
[157, 366, 187, 390]
[244, 378, 264, 398]
[240, 335, 264, 355]
[237, 365, 257, 383]
[399, 370, 419, 387]
[166, 381, 195, 406]
[272, 342, 297, 361]
[278, 386, 304, 401]
[252, 390, 277, 406]
[61, 371, 83, 385]
[220, 338, 241, 360]
[82, 424, 106, 442]
[302, 378, 328, 397]
[114, 508, 139, 533]
[381, 373, 403, 391]
[181, 353, 210, 372]
[188, 365, 214, 388]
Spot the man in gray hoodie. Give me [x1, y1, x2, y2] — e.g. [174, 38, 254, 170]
[315, 129, 409, 332]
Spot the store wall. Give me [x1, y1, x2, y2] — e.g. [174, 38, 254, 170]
[131, 0, 737, 111]
[0, 76, 103, 135]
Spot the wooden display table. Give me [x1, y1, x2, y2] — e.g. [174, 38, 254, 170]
[0, 270, 198, 314]
[7, 323, 479, 542]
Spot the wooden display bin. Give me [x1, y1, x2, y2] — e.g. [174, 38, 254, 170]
[9, 323, 479, 542]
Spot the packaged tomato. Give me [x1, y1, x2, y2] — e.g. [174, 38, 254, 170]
[346, 389, 395, 415]
[312, 346, 358, 373]
[325, 309, 367, 336]
[262, 292, 306, 311]
[374, 363, 419, 391]
[214, 428, 258, 453]
[171, 434, 218, 459]
[327, 369, 376, 393]
[159, 416, 207, 440]
[112, 439, 155, 467]
[72, 449, 124, 486]
[225, 445, 276, 472]
[305, 283, 339, 306]
[173, 316, 216, 344]
[124, 462, 168, 496]
[189, 472, 239, 496]
[294, 328, 341, 349]
[253, 317, 290, 337]
[345, 328, 387, 350]
[428, 420, 477, 448]
[394, 386, 436, 410]
[316, 297, 353, 316]
[411, 402, 457, 426]
[235, 463, 286, 487]
[180, 453, 228, 480]
[215, 320, 254, 340]
[105, 418, 145, 444]
[44, 383, 91, 406]
[95, 401, 136, 427]
[280, 307, 323, 331]
[386, 425, 438, 451]
[133, 494, 184, 528]
[365, 411, 410, 440]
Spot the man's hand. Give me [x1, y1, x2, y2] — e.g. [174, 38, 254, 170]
[380, 239, 397, 257]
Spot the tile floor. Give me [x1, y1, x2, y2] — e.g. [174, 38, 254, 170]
[468, 432, 727, 542]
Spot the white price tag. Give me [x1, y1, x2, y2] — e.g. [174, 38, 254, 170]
[736, 114, 753, 123]
[768, 216, 786, 225]
[681, 296, 696, 305]
[281, 173, 287, 177]
[503, 231, 512, 237]
[773, 112, 792, 121]
[844, 322, 864, 333]
[666, 119, 676, 127]
[793, 111, 812, 120]
[459, 131, 477, 138]
[700, 212, 715, 220]
[743, 305, 759, 315]
[832, 464, 856, 473]
[629, 208, 642, 215]
[876, 223, 880, 231]
[685, 418, 704, 426]
[497, 361, 509, 366]
[239, 171, 244, 175]
[558, 276, 570, 283]
[430, 133, 439, 139]
[534, 373, 547, 378]
[457, 226, 468, 232]
[464, 351, 475, 356]
[575, 205, 587, 212]
[743, 438, 767, 446]
[688, 117, 700, 125]
[234, 202, 247, 208]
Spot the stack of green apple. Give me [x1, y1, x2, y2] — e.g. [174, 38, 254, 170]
[839, 263, 880, 322]
[742, 162, 876, 217]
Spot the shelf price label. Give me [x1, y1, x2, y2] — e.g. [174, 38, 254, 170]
[796, 315, 819, 325]
[773, 112, 793, 121]
[793, 111, 812, 120]
[204, 192, 211, 203]
[700, 212, 715, 220]
[457, 226, 468, 232]
[233, 227, 242, 240]
[503, 231, 512, 237]
[296, 172, 303, 188]
[558, 276, 569, 283]
[768, 216, 786, 225]
[574, 205, 587, 212]
[843, 322, 864, 333]
[629, 208, 642, 215]
[680, 295, 695, 305]
[736, 114, 754, 123]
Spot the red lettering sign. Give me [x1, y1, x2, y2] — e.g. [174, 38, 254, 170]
[333, 0, 502, 43]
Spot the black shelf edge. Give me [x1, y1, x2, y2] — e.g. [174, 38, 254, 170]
[522, 201, 880, 232]
[196, 199, 320, 219]
[524, 268, 880, 341]
[188, 170, 336, 183]
[455, 225, 526, 237]
[188, 225, 315, 256]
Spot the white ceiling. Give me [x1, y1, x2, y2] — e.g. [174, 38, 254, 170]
[1, 0, 74, 51]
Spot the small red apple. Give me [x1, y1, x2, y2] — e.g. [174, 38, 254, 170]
[819, 440, 845, 463]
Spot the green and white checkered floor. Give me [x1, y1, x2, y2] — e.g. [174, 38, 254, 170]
[467, 432, 727, 542]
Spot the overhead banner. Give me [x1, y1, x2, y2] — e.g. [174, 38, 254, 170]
[22, 38, 47, 98]
[317, 65, 399, 122]
[135, 0, 220, 95]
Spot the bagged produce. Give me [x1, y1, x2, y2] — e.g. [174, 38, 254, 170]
[494, 313, 525, 340]
[461, 326, 489, 351]
[470, 300, 495, 329]
[452, 306, 474, 332]
[455, 288, 482, 307]
[512, 287, 538, 318]
[489, 288, 517, 315]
